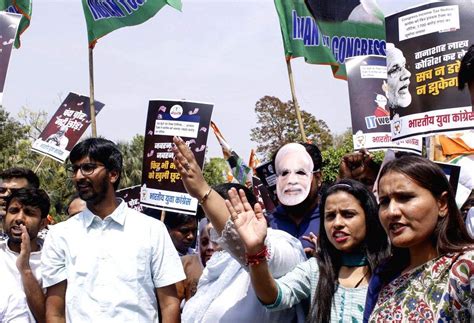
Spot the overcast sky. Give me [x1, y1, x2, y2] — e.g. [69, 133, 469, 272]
[3, 0, 428, 160]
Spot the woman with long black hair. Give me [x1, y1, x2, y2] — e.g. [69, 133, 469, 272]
[225, 178, 389, 322]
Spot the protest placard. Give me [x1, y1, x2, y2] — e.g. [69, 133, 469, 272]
[0, 12, 20, 104]
[116, 185, 145, 213]
[385, 0, 474, 140]
[255, 160, 279, 206]
[31, 93, 105, 162]
[346, 55, 422, 153]
[140, 99, 213, 215]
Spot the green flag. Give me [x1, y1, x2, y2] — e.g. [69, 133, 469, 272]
[82, 0, 182, 48]
[0, 0, 32, 48]
[274, 0, 385, 79]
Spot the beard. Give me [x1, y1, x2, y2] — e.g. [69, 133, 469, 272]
[277, 184, 311, 206]
[77, 175, 109, 205]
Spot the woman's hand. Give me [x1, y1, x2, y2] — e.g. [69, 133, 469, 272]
[172, 136, 211, 200]
[225, 188, 267, 255]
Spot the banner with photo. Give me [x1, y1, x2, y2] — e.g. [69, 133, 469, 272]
[0, 12, 20, 104]
[346, 55, 422, 154]
[31, 93, 105, 162]
[274, 0, 386, 79]
[385, 0, 474, 140]
[141, 99, 213, 215]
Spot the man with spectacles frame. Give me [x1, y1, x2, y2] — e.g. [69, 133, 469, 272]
[0, 168, 40, 240]
[41, 137, 185, 323]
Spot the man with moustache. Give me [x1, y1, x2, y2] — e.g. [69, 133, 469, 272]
[41, 138, 185, 323]
[268, 142, 322, 257]
[0, 188, 50, 322]
[0, 168, 40, 239]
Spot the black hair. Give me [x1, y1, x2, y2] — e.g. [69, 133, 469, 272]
[310, 179, 389, 322]
[271, 142, 323, 173]
[164, 212, 197, 230]
[376, 155, 474, 284]
[0, 168, 40, 189]
[5, 188, 50, 219]
[458, 45, 474, 90]
[212, 182, 257, 207]
[69, 137, 123, 189]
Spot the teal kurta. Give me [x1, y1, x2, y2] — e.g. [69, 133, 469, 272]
[266, 257, 368, 322]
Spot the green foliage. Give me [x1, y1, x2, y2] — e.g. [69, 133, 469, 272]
[203, 157, 228, 186]
[117, 134, 144, 189]
[250, 96, 333, 158]
[0, 106, 75, 220]
[0, 106, 29, 169]
[321, 129, 353, 183]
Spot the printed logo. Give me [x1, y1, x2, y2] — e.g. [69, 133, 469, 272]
[170, 105, 183, 119]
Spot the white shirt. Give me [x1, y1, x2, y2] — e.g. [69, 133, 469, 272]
[0, 240, 42, 323]
[41, 201, 185, 323]
[182, 225, 306, 322]
[0, 287, 32, 322]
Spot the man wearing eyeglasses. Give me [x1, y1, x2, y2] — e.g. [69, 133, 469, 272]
[0, 168, 40, 240]
[41, 137, 185, 323]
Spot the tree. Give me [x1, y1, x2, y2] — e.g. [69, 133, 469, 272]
[0, 106, 29, 169]
[1, 106, 75, 219]
[321, 128, 384, 183]
[202, 157, 228, 186]
[250, 96, 333, 158]
[117, 134, 144, 189]
[321, 128, 353, 183]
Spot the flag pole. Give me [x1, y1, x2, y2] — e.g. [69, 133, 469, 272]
[88, 47, 97, 137]
[285, 59, 307, 142]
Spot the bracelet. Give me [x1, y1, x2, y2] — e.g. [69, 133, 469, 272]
[198, 188, 213, 205]
[246, 246, 269, 266]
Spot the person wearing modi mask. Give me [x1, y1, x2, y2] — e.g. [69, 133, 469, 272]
[268, 142, 323, 257]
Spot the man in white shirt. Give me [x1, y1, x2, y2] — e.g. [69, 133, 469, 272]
[42, 137, 185, 322]
[0, 188, 50, 322]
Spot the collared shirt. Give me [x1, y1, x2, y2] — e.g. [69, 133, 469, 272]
[0, 239, 42, 323]
[41, 201, 185, 323]
[268, 205, 320, 251]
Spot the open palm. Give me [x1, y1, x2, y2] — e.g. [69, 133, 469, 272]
[225, 188, 267, 254]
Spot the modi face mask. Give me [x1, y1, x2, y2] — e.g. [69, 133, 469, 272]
[275, 143, 314, 206]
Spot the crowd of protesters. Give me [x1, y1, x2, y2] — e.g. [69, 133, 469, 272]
[1, 48, 474, 323]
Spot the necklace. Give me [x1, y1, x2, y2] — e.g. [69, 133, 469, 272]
[353, 269, 369, 288]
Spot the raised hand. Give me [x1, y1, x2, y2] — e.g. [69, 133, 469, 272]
[16, 224, 32, 272]
[172, 136, 211, 200]
[225, 188, 267, 255]
[302, 232, 318, 257]
[338, 149, 379, 189]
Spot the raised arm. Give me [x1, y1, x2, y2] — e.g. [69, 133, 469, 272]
[16, 225, 45, 323]
[172, 136, 229, 234]
[224, 188, 279, 304]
